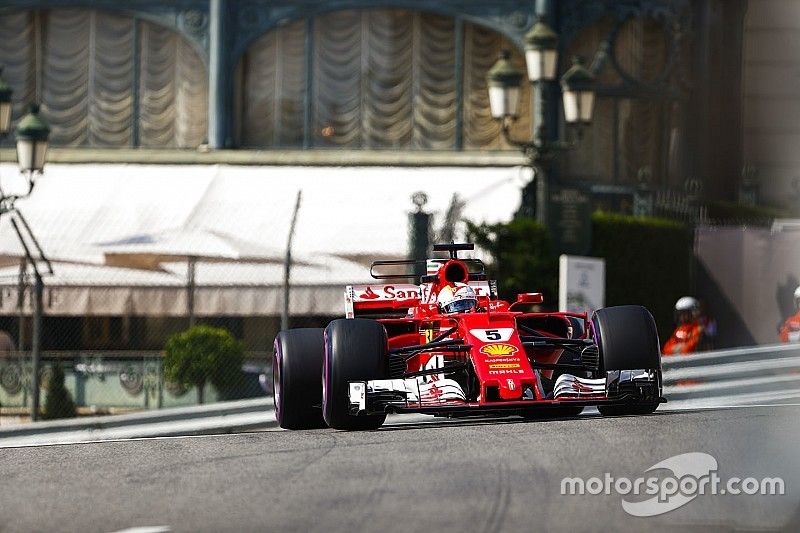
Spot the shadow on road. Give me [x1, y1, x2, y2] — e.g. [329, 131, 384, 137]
[376, 409, 680, 432]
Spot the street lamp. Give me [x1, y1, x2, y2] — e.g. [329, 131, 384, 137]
[560, 57, 595, 126]
[15, 103, 50, 178]
[0, 103, 50, 214]
[487, 50, 523, 120]
[524, 18, 558, 82]
[12, 104, 49, 423]
[486, 18, 596, 223]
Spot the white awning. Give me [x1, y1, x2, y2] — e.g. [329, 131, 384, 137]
[0, 163, 525, 315]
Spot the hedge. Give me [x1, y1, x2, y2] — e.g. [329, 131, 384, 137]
[590, 212, 692, 341]
[466, 218, 558, 304]
[468, 213, 692, 342]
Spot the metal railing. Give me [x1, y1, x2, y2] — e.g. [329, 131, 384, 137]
[661, 343, 800, 409]
[0, 351, 272, 413]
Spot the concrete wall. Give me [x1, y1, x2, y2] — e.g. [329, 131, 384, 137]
[696, 225, 800, 346]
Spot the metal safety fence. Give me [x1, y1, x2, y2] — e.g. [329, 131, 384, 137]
[0, 351, 272, 423]
[661, 343, 800, 409]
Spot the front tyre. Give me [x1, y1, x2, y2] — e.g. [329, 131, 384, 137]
[592, 305, 662, 416]
[273, 328, 327, 430]
[323, 319, 388, 430]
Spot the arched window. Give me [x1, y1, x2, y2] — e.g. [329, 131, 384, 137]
[0, 9, 208, 148]
[238, 10, 530, 150]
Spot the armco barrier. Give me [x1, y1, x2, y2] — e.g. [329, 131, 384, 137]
[0, 397, 277, 447]
[662, 343, 800, 409]
[4, 344, 800, 447]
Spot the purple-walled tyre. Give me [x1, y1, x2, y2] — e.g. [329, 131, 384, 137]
[273, 328, 327, 430]
[323, 319, 388, 430]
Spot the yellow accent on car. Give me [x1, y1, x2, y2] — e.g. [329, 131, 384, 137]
[480, 343, 518, 356]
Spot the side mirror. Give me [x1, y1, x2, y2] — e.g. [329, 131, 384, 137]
[516, 293, 544, 305]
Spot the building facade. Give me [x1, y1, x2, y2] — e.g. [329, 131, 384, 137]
[743, 0, 800, 210]
[0, 0, 751, 355]
[0, 0, 746, 203]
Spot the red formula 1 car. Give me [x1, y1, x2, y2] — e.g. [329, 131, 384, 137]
[273, 243, 664, 430]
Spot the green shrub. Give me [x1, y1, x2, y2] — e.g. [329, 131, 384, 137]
[466, 213, 692, 341]
[163, 325, 245, 404]
[591, 212, 692, 340]
[466, 218, 558, 304]
[43, 364, 76, 420]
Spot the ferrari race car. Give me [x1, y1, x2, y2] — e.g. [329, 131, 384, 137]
[273, 243, 664, 430]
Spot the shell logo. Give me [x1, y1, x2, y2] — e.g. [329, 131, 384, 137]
[480, 343, 518, 356]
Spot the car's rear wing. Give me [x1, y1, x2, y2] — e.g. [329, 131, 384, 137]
[344, 280, 492, 318]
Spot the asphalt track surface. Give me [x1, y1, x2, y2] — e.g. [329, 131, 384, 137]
[2, 404, 800, 532]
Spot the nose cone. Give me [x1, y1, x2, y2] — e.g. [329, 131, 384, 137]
[498, 378, 523, 400]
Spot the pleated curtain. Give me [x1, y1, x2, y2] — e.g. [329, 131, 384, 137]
[0, 9, 208, 148]
[240, 10, 531, 150]
[1, 8, 534, 151]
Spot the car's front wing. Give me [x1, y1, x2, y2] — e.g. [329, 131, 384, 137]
[347, 369, 663, 416]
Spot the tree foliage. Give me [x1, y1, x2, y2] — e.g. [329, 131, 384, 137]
[467, 213, 693, 340]
[591, 212, 692, 341]
[163, 325, 245, 404]
[466, 218, 558, 305]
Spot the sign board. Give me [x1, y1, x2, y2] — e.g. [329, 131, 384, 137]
[558, 255, 605, 314]
[547, 186, 592, 255]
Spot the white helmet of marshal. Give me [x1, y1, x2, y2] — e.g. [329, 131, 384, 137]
[674, 296, 700, 323]
[794, 286, 800, 309]
[438, 283, 478, 314]
[675, 296, 699, 312]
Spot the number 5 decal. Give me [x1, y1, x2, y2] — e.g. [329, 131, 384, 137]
[470, 328, 514, 342]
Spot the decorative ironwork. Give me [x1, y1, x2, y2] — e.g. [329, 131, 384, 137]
[559, 0, 692, 95]
[0, 362, 23, 395]
[119, 363, 144, 396]
[227, 0, 534, 60]
[180, 9, 208, 38]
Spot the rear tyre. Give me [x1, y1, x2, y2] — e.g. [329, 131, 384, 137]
[323, 319, 388, 430]
[273, 328, 327, 430]
[592, 305, 661, 417]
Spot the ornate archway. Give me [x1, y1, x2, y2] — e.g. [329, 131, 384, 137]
[0, 8, 208, 148]
[237, 9, 531, 151]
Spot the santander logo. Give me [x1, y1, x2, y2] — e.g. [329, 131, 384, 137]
[358, 287, 380, 300]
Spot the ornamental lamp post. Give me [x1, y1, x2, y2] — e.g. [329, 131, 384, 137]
[561, 56, 596, 126]
[12, 104, 49, 422]
[486, 21, 596, 225]
[16, 103, 50, 178]
[524, 18, 559, 82]
[487, 50, 524, 121]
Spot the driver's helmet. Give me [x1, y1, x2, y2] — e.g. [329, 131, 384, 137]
[794, 286, 800, 311]
[438, 283, 478, 314]
[674, 296, 700, 324]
